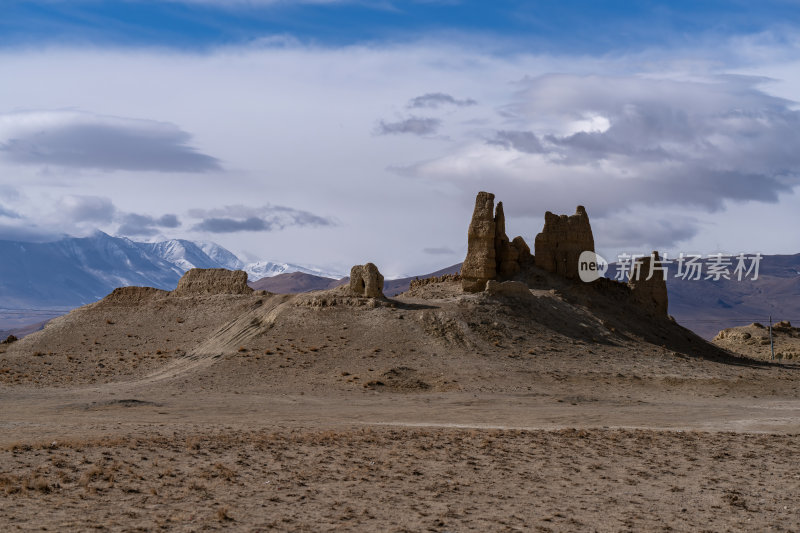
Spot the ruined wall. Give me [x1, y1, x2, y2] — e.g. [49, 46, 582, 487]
[459, 191, 669, 318]
[349, 263, 385, 298]
[171, 268, 253, 296]
[494, 202, 522, 278]
[627, 252, 669, 316]
[533, 206, 594, 280]
[409, 273, 461, 291]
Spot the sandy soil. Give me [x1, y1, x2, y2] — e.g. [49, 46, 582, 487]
[1, 275, 799, 531]
[2, 426, 799, 532]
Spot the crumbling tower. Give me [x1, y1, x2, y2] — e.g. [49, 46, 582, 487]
[461, 192, 531, 292]
[533, 206, 595, 281]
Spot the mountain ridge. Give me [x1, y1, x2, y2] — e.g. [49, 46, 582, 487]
[0, 232, 340, 316]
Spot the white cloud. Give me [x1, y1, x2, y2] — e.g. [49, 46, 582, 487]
[0, 111, 220, 173]
[564, 114, 610, 135]
[56, 195, 115, 224]
[0, 40, 797, 273]
[406, 73, 800, 249]
[188, 204, 334, 233]
[408, 92, 477, 109]
[117, 213, 181, 237]
[0, 193, 184, 242]
[376, 117, 441, 136]
[0, 204, 21, 219]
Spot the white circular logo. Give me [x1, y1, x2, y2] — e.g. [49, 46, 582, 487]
[578, 251, 608, 282]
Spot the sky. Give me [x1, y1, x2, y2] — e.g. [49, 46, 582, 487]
[1, 1, 799, 277]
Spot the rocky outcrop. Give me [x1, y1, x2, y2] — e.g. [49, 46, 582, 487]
[627, 252, 669, 316]
[534, 206, 594, 280]
[462, 193, 532, 292]
[171, 268, 253, 296]
[484, 280, 532, 300]
[349, 263, 385, 298]
[462, 192, 498, 292]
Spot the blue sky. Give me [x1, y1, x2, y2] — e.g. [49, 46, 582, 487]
[3, 1, 798, 52]
[0, 1, 799, 276]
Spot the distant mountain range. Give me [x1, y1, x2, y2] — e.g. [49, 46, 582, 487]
[660, 254, 800, 338]
[0, 232, 342, 327]
[602, 253, 800, 338]
[244, 260, 343, 281]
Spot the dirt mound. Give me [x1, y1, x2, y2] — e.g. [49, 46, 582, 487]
[365, 367, 431, 391]
[172, 268, 252, 296]
[102, 286, 169, 304]
[0, 288, 264, 385]
[714, 321, 800, 360]
[484, 280, 533, 300]
[0, 257, 754, 390]
[81, 399, 163, 410]
[293, 286, 394, 309]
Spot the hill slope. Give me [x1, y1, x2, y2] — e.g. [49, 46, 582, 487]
[0, 265, 761, 391]
[249, 271, 346, 293]
[253, 256, 800, 340]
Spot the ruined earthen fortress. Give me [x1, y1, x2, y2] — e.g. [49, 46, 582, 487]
[461, 191, 668, 316]
[168, 191, 669, 317]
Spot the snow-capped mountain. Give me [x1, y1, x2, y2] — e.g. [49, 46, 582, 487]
[139, 239, 244, 272]
[197, 242, 245, 271]
[0, 232, 339, 312]
[244, 261, 344, 282]
[0, 232, 186, 309]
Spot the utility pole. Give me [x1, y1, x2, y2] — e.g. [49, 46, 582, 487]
[769, 315, 775, 360]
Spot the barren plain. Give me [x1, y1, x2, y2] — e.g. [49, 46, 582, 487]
[0, 264, 798, 532]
